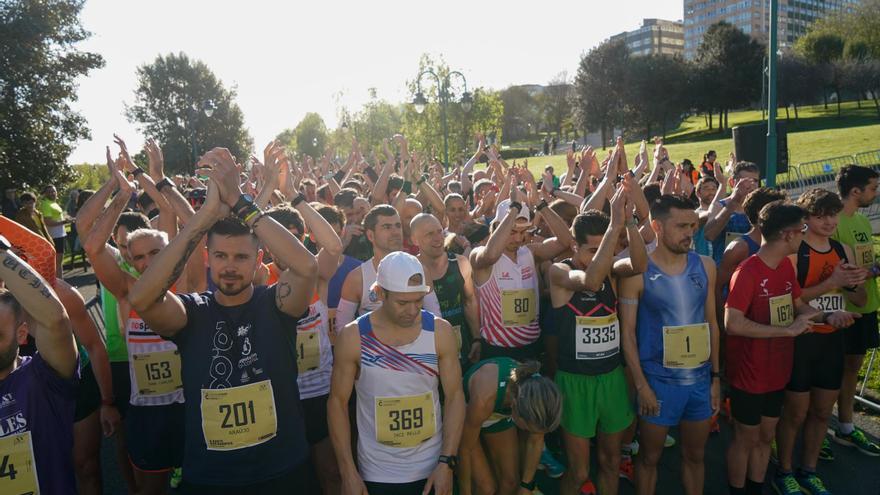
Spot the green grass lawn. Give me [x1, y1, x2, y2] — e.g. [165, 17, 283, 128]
[504, 101, 880, 179]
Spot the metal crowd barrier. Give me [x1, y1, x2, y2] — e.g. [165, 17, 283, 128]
[772, 150, 880, 413]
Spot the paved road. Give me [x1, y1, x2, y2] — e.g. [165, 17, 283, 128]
[66, 270, 880, 494]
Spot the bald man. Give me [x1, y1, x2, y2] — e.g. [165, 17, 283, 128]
[400, 197, 423, 255]
[412, 213, 481, 368]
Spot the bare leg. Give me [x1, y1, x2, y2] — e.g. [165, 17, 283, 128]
[635, 419, 669, 495]
[679, 418, 711, 495]
[727, 420, 760, 489]
[311, 436, 342, 494]
[801, 388, 838, 470]
[482, 428, 520, 495]
[775, 391, 810, 472]
[747, 416, 779, 484]
[596, 429, 625, 495]
[73, 411, 103, 495]
[837, 354, 864, 425]
[560, 428, 591, 495]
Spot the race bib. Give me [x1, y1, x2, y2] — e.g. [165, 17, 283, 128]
[132, 350, 182, 397]
[452, 325, 463, 355]
[575, 314, 620, 360]
[327, 308, 337, 344]
[769, 293, 794, 327]
[809, 291, 845, 313]
[725, 231, 743, 248]
[0, 431, 39, 495]
[662, 323, 710, 369]
[375, 392, 436, 448]
[296, 328, 321, 372]
[201, 381, 277, 451]
[854, 243, 874, 268]
[501, 289, 536, 327]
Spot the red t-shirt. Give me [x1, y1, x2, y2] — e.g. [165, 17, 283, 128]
[725, 254, 802, 393]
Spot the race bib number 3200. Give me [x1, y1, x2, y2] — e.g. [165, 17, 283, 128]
[201, 381, 277, 451]
[0, 431, 39, 495]
[375, 392, 436, 448]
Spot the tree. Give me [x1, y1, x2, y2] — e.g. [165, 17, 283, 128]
[803, 0, 880, 59]
[538, 72, 573, 138]
[278, 112, 328, 159]
[621, 54, 688, 139]
[401, 54, 503, 164]
[126, 53, 252, 174]
[500, 85, 538, 141]
[573, 39, 629, 148]
[841, 59, 880, 118]
[696, 22, 764, 130]
[0, 0, 104, 191]
[778, 55, 823, 121]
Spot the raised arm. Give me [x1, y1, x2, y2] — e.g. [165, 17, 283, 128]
[75, 147, 119, 236]
[0, 244, 77, 378]
[530, 199, 576, 263]
[295, 198, 342, 282]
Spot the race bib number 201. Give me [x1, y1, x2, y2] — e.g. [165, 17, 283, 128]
[201, 381, 278, 451]
[0, 431, 39, 495]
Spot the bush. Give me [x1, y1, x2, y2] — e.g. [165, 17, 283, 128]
[499, 148, 532, 159]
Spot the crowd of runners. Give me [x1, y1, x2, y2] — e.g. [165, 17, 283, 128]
[1, 133, 878, 495]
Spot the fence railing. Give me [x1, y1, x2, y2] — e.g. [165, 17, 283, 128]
[777, 150, 880, 413]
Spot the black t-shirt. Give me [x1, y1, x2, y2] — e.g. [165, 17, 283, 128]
[174, 286, 309, 485]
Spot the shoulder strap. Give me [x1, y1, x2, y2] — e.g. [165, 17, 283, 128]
[830, 239, 849, 264]
[421, 310, 435, 332]
[357, 313, 373, 335]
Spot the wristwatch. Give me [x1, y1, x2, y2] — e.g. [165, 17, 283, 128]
[232, 194, 256, 217]
[520, 479, 537, 491]
[509, 201, 523, 214]
[438, 455, 458, 469]
[156, 177, 174, 192]
[291, 192, 306, 207]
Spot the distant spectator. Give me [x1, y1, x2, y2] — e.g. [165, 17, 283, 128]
[543, 136, 550, 155]
[681, 159, 699, 185]
[2, 187, 19, 218]
[38, 185, 70, 276]
[64, 188, 80, 216]
[551, 136, 558, 155]
[699, 150, 717, 178]
[15, 192, 53, 244]
[545, 166, 561, 189]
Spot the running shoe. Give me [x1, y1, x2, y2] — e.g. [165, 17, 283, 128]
[618, 456, 634, 483]
[538, 448, 565, 478]
[769, 439, 779, 466]
[795, 470, 831, 495]
[664, 434, 676, 448]
[624, 440, 639, 457]
[771, 473, 803, 495]
[819, 437, 834, 461]
[832, 427, 880, 456]
[578, 479, 597, 495]
[170, 467, 183, 489]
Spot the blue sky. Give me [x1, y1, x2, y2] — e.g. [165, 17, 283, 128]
[70, 0, 682, 163]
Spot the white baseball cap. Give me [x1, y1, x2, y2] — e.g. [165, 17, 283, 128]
[372, 251, 431, 294]
[493, 199, 532, 225]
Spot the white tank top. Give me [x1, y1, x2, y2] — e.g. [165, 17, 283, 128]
[295, 294, 333, 399]
[355, 311, 443, 483]
[475, 246, 541, 347]
[125, 308, 185, 406]
[359, 259, 382, 316]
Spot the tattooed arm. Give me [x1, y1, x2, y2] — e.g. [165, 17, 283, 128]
[128, 182, 229, 336]
[255, 209, 318, 318]
[0, 245, 77, 379]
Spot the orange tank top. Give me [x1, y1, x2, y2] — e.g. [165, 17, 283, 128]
[796, 240, 848, 334]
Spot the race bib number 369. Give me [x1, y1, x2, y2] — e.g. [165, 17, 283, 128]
[201, 381, 277, 451]
[0, 431, 39, 495]
[375, 392, 436, 448]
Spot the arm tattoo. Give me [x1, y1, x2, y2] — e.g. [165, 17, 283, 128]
[276, 281, 292, 307]
[164, 228, 208, 295]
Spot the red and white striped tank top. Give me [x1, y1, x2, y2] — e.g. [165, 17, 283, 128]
[475, 246, 540, 348]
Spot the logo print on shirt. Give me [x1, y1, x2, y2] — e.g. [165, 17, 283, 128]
[0, 393, 15, 409]
[689, 273, 704, 289]
[760, 278, 770, 297]
[208, 322, 234, 389]
[649, 273, 662, 281]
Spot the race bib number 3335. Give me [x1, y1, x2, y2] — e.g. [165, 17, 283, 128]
[201, 381, 277, 451]
[0, 431, 39, 495]
[375, 392, 436, 448]
[576, 314, 619, 360]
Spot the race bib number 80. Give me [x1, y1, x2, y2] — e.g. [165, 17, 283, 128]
[0, 431, 39, 495]
[375, 392, 436, 448]
[501, 289, 536, 327]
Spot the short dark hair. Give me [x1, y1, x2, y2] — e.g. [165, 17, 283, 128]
[19, 192, 36, 203]
[572, 210, 610, 245]
[650, 194, 694, 222]
[733, 161, 760, 178]
[0, 288, 23, 324]
[208, 216, 256, 245]
[316, 204, 345, 228]
[116, 211, 150, 233]
[796, 188, 844, 218]
[266, 205, 304, 236]
[363, 204, 398, 231]
[836, 165, 879, 198]
[642, 184, 662, 205]
[758, 201, 806, 241]
[387, 175, 404, 194]
[443, 193, 466, 206]
[696, 176, 718, 192]
[136, 191, 155, 211]
[550, 199, 578, 226]
[334, 188, 359, 209]
[743, 187, 786, 225]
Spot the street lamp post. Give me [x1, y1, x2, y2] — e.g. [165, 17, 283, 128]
[187, 99, 215, 169]
[412, 69, 472, 169]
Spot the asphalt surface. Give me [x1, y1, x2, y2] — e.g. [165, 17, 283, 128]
[65, 268, 880, 494]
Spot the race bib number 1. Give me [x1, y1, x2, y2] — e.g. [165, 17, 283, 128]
[575, 314, 620, 360]
[375, 392, 436, 448]
[132, 350, 182, 397]
[296, 328, 321, 372]
[0, 431, 39, 495]
[662, 323, 710, 369]
[769, 293, 794, 327]
[501, 289, 536, 327]
[201, 381, 278, 451]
